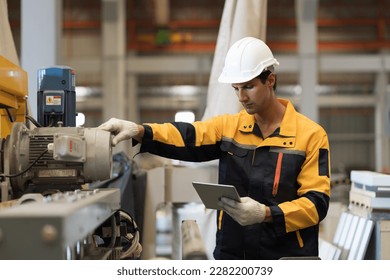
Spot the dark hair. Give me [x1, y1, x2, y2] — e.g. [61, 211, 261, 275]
[257, 69, 277, 90]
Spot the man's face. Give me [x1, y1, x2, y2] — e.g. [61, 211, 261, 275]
[231, 74, 275, 115]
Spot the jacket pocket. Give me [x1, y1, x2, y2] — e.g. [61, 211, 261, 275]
[219, 141, 251, 190]
[220, 141, 249, 157]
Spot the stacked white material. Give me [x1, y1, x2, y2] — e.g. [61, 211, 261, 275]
[349, 170, 390, 210]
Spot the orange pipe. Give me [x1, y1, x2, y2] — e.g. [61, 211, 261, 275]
[63, 20, 100, 29]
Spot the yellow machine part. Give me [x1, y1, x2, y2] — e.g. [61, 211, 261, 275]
[0, 55, 28, 138]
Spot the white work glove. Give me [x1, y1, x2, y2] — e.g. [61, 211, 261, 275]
[98, 118, 139, 146]
[218, 197, 266, 226]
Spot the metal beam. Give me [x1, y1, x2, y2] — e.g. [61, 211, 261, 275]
[295, 0, 319, 122]
[21, 0, 62, 119]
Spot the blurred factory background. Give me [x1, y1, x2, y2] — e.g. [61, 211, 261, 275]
[1, 0, 390, 260]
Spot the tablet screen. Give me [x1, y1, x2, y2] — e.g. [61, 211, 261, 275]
[192, 181, 241, 210]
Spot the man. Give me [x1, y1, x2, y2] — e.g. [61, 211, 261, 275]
[98, 37, 331, 260]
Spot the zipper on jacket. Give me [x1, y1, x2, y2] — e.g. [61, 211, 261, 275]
[296, 230, 304, 248]
[218, 210, 223, 230]
[272, 152, 283, 196]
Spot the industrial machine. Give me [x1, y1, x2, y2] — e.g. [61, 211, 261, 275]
[0, 55, 142, 259]
[0, 55, 27, 139]
[37, 66, 76, 127]
[0, 56, 112, 200]
[0, 188, 142, 260]
[1, 122, 113, 199]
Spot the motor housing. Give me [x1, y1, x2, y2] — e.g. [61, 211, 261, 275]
[1, 123, 112, 198]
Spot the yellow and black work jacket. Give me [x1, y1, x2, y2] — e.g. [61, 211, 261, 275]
[138, 98, 331, 260]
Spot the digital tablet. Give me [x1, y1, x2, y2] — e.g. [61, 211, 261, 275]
[192, 181, 241, 210]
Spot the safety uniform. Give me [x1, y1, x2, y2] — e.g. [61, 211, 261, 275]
[138, 98, 330, 260]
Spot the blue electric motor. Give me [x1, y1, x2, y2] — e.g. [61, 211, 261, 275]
[37, 66, 76, 127]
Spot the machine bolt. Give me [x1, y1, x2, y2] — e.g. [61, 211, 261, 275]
[41, 224, 58, 244]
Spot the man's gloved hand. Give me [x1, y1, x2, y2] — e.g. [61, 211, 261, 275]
[98, 118, 139, 146]
[218, 196, 266, 226]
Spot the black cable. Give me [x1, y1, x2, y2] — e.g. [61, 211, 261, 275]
[25, 99, 30, 128]
[5, 108, 14, 123]
[48, 113, 56, 127]
[1, 149, 48, 178]
[25, 115, 42, 127]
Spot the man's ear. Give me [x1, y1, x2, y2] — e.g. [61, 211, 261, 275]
[267, 73, 276, 87]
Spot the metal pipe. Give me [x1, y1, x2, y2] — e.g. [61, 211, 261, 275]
[181, 220, 207, 260]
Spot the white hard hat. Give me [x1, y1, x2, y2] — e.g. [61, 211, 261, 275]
[218, 37, 279, 83]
